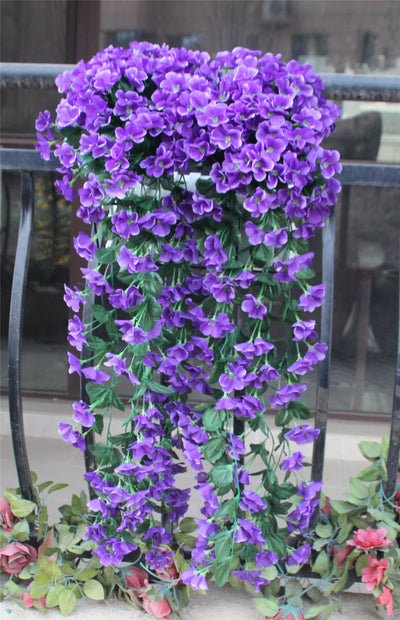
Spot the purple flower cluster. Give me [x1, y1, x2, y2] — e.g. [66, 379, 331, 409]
[36, 41, 342, 590]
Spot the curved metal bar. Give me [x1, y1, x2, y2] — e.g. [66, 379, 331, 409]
[383, 237, 400, 498]
[8, 172, 35, 501]
[310, 204, 336, 527]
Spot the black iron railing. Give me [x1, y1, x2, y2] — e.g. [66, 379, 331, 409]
[1, 65, 399, 508]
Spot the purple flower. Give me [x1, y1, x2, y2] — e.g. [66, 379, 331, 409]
[281, 451, 305, 471]
[67, 316, 86, 351]
[292, 320, 317, 341]
[320, 149, 342, 178]
[299, 284, 325, 312]
[58, 423, 86, 451]
[94, 538, 138, 567]
[231, 570, 270, 593]
[72, 400, 95, 427]
[181, 565, 208, 590]
[286, 543, 311, 567]
[241, 294, 267, 319]
[203, 235, 227, 270]
[64, 284, 85, 312]
[235, 518, 265, 546]
[269, 383, 307, 408]
[73, 232, 97, 261]
[238, 490, 266, 513]
[54, 142, 77, 168]
[35, 133, 51, 160]
[254, 549, 279, 568]
[67, 352, 82, 375]
[219, 363, 247, 393]
[143, 526, 173, 547]
[35, 110, 52, 132]
[82, 367, 110, 384]
[199, 313, 235, 338]
[285, 424, 320, 445]
[245, 221, 265, 246]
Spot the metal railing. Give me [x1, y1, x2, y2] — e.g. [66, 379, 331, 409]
[1, 64, 399, 509]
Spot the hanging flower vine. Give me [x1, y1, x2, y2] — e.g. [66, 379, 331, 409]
[32, 41, 348, 615]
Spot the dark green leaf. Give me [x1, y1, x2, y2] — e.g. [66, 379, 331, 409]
[202, 437, 227, 462]
[214, 559, 232, 587]
[202, 407, 225, 431]
[96, 246, 117, 265]
[210, 464, 234, 488]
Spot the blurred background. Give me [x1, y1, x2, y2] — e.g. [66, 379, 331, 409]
[1, 0, 399, 417]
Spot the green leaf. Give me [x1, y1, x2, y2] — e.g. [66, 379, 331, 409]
[75, 568, 98, 582]
[305, 604, 331, 618]
[210, 463, 234, 488]
[286, 578, 304, 599]
[91, 304, 109, 323]
[45, 584, 65, 608]
[213, 559, 232, 587]
[330, 499, 356, 514]
[214, 531, 233, 561]
[358, 440, 381, 461]
[306, 586, 324, 603]
[140, 271, 164, 296]
[349, 477, 370, 499]
[253, 597, 280, 617]
[83, 579, 104, 600]
[37, 480, 54, 492]
[202, 407, 225, 431]
[315, 522, 333, 538]
[312, 550, 330, 575]
[356, 463, 382, 482]
[355, 553, 370, 577]
[48, 483, 69, 494]
[202, 437, 227, 462]
[214, 498, 238, 521]
[58, 589, 77, 616]
[11, 518, 30, 541]
[261, 566, 278, 582]
[275, 483, 297, 500]
[264, 533, 287, 558]
[96, 246, 117, 265]
[178, 517, 197, 534]
[10, 498, 37, 518]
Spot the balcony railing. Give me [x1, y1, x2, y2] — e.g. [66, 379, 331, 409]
[1, 65, 399, 517]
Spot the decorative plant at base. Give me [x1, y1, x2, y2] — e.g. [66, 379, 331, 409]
[0, 443, 399, 616]
[6, 40, 395, 618]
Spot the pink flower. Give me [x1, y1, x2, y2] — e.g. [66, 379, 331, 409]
[0, 497, 18, 532]
[125, 566, 149, 591]
[21, 583, 47, 609]
[377, 585, 394, 616]
[155, 560, 179, 581]
[273, 609, 305, 620]
[0, 542, 37, 574]
[321, 495, 331, 516]
[142, 595, 172, 618]
[331, 544, 353, 569]
[361, 556, 389, 591]
[347, 527, 392, 550]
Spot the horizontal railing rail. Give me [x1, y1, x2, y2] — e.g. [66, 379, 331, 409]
[1, 67, 399, 520]
[2, 62, 400, 102]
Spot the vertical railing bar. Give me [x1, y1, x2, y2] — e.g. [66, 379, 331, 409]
[8, 171, 35, 502]
[311, 205, 336, 493]
[80, 251, 97, 498]
[383, 235, 400, 498]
